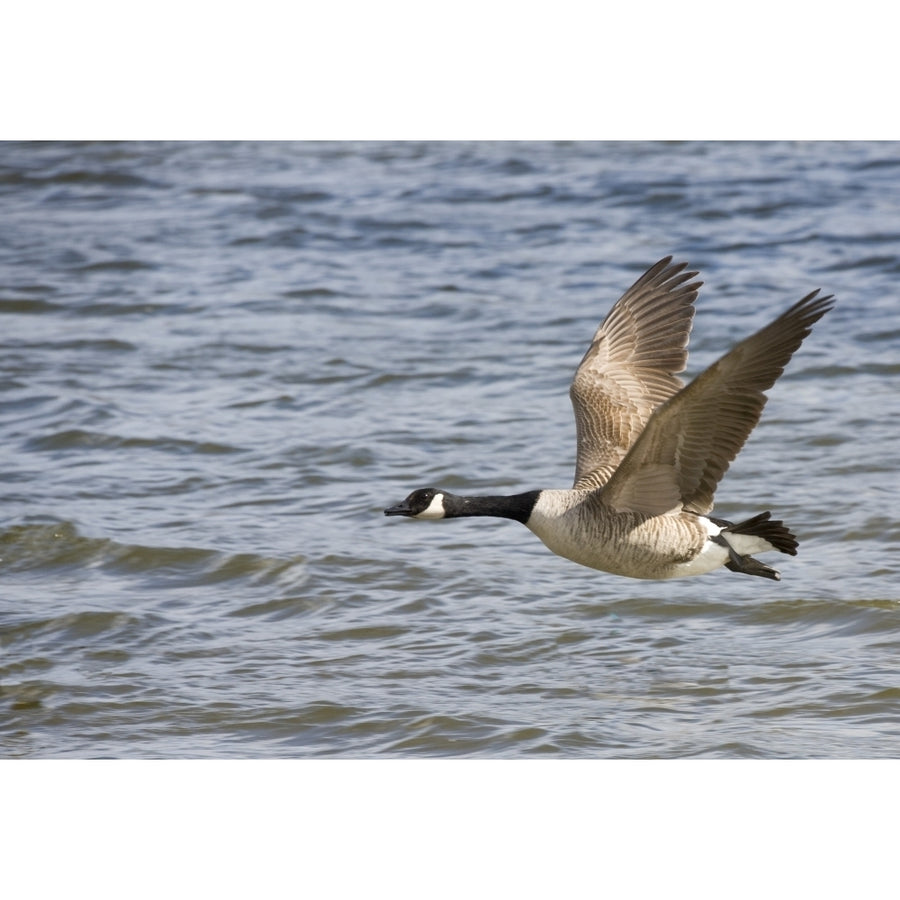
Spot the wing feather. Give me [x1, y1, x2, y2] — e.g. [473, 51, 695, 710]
[600, 290, 835, 516]
[570, 257, 701, 489]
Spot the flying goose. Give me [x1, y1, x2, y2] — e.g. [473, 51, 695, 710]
[384, 257, 833, 581]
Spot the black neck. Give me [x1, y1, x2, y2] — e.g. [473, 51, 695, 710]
[443, 491, 541, 524]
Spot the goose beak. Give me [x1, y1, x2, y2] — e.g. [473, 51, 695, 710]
[384, 500, 413, 516]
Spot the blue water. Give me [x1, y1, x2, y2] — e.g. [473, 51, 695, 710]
[1, 141, 899, 757]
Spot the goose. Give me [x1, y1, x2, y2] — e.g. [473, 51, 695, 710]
[384, 257, 833, 581]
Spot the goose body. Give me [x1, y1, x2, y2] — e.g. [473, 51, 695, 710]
[385, 257, 833, 582]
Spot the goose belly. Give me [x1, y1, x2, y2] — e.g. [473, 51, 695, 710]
[526, 495, 727, 580]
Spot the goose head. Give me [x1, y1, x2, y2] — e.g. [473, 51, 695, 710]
[384, 488, 450, 519]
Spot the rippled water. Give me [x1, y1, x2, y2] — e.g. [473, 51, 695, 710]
[1, 141, 898, 758]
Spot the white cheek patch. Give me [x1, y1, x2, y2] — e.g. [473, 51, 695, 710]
[415, 492, 446, 519]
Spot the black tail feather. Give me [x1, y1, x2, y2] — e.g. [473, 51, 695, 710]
[712, 510, 798, 556]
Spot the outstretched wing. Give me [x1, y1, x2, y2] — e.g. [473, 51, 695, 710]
[570, 257, 701, 490]
[600, 290, 835, 517]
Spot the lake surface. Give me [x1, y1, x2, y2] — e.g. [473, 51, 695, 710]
[1, 141, 898, 758]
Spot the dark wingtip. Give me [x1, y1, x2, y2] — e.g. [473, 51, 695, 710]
[790, 289, 837, 325]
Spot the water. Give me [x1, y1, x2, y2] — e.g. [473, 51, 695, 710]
[1, 141, 898, 758]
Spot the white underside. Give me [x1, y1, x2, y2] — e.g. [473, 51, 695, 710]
[668, 526, 729, 577]
[668, 516, 779, 578]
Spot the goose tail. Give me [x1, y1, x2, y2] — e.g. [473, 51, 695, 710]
[712, 511, 799, 582]
[723, 511, 798, 556]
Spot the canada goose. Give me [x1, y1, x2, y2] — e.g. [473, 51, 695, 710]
[384, 257, 833, 581]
